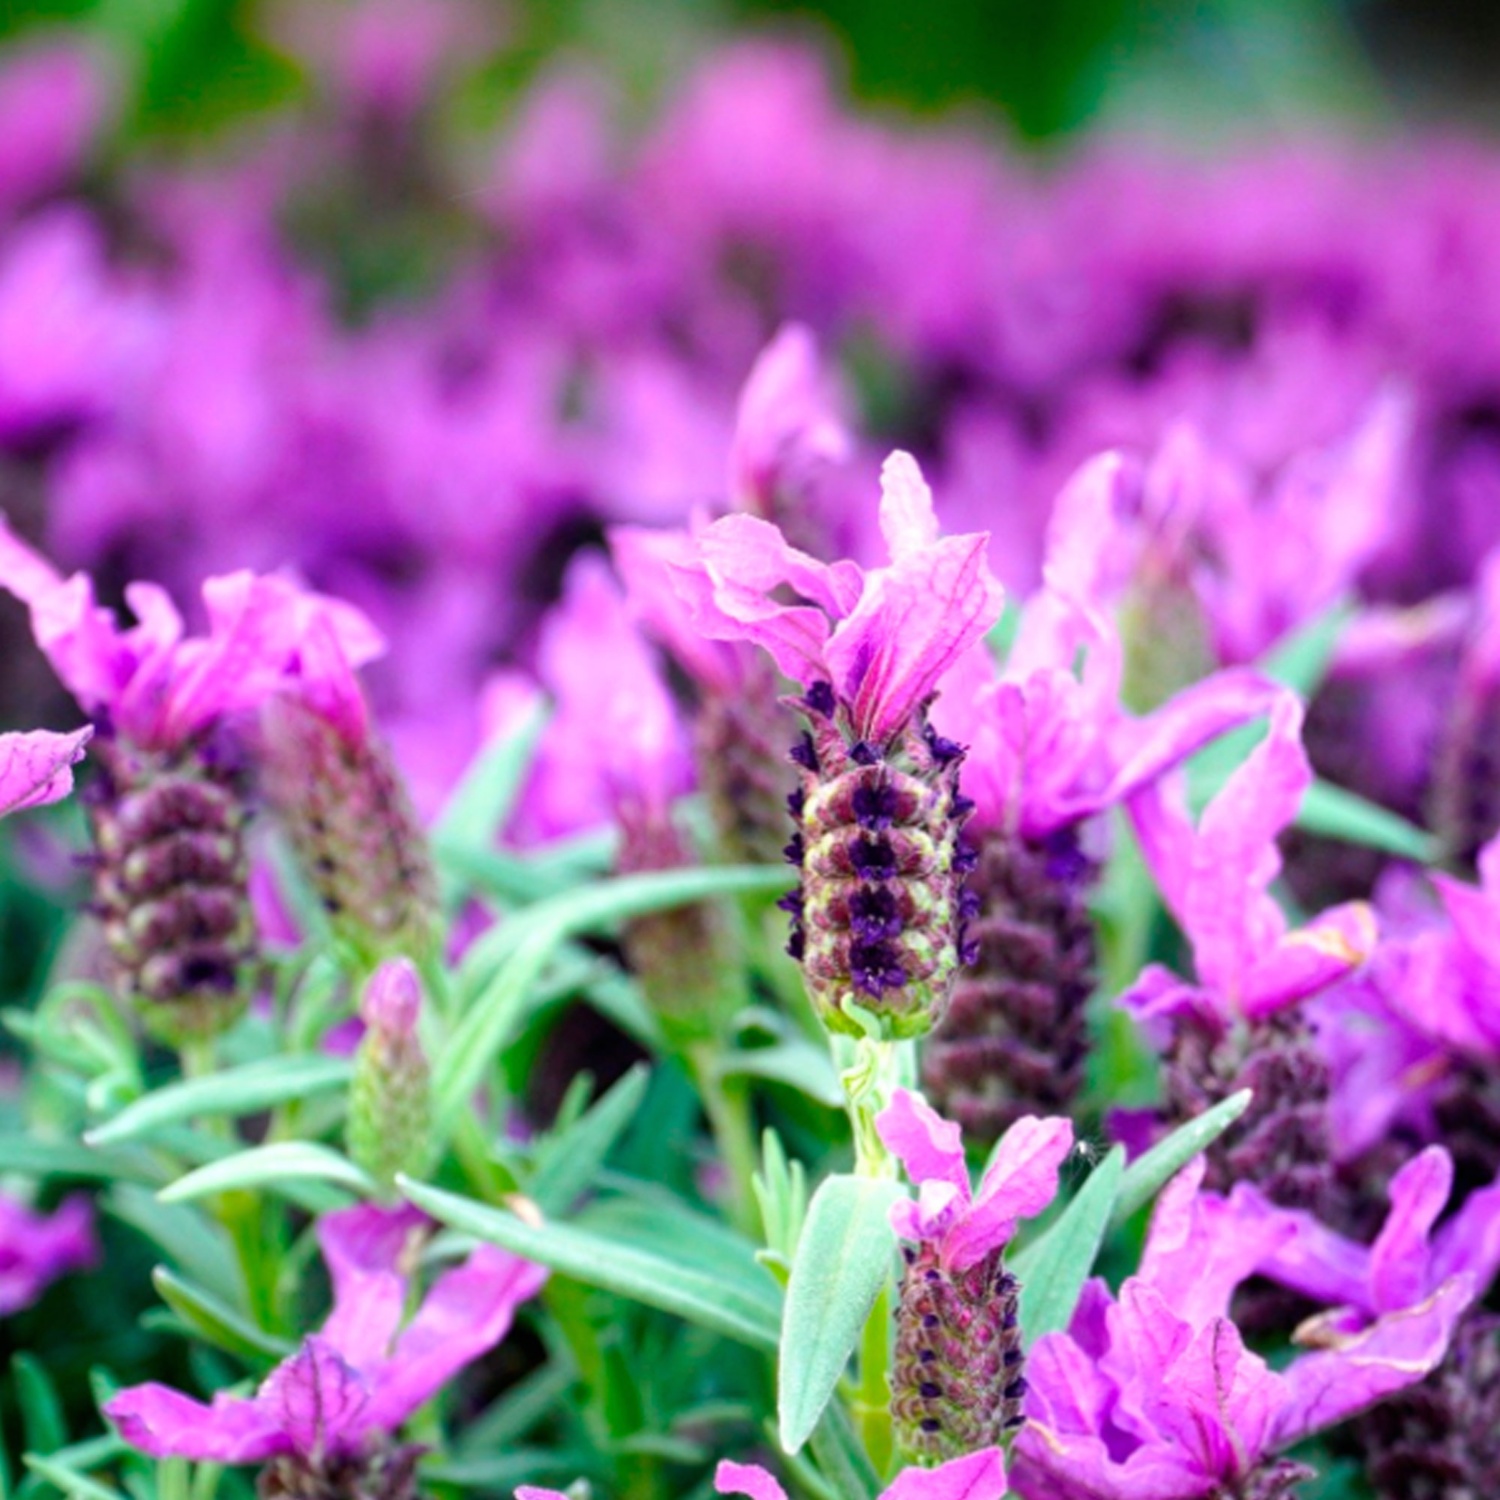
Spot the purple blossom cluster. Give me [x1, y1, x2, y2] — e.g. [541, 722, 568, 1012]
[6, 6, 1500, 1500]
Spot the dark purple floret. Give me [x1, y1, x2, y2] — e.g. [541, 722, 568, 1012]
[850, 885, 902, 939]
[804, 681, 837, 717]
[850, 740, 881, 766]
[850, 940, 907, 996]
[951, 790, 976, 820]
[852, 780, 900, 830]
[786, 926, 805, 961]
[783, 833, 805, 866]
[789, 733, 819, 771]
[924, 723, 964, 765]
[850, 835, 897, 879]
[776, 889, 804, 917]
[953, 842, 979, 875]
[786, 785, 806, 818]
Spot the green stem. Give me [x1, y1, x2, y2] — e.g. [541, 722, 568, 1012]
[690, 1046, 760, 1236]
[854, 1279, 894, 1480]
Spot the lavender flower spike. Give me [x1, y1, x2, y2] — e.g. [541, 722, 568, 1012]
[108, 1203, 546, 1498]
[878, 1087, 1072, 1461]
[0, 727, 90, 817]
[674, 452, 1003, 1037]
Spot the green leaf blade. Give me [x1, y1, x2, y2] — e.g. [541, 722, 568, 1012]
[1110, 1089, 1252, 1227]
[777, 1174, 902, 1455]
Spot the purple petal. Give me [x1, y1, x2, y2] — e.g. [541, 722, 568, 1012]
[715, 1460, 790, 1500]
[105, 1384, 288, 1464]
[0, 727, 91, 818]
[877, 1089, 970, 1197]
[260, 1338, 372, 1459]
[0, 1192, 98, 1313]
[1368, 1148, 1451, 1314]
[1116, 965, 1224, 1049]
[945, 1115, 1073, 1271]
[882, 1448, 1007, 1500]
[877, 450, 942, 559]
[1273, 1276, 1474, 1446]
[367, 1246, 546, 1431]
[1239, 902, 1376, 1019]
[1431, 1177, 1500, 1293]
[316, 1203, 425, 1370]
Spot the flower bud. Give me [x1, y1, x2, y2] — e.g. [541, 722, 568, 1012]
[347, 959, 432, 1191]
[261, 697, 436, 962]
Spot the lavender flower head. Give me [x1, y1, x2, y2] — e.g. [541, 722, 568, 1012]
[108, 1203, 546, 1494]
[1009, 1156, 1475, 1500]
[672, 451, 1004, 1037]
[878, 1087, 1072, 1461]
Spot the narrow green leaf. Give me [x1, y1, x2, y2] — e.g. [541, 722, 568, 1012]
[107, 1187, 243, 1306]
[151, 1268, 293, 1365]
[1014, 1147, 1125, 1345]
[529, 1065, 650, 1216]
[1297, 780, 1436, 862]
[399, 1178, 782, 1351]
[421, 1451, 595, 1491]
[436, 865, 794, 1139]
[12, 1357, 65, 1457]
[808, 1398, 880, 1500]
[717, 1042, 844, 1109]
[158, 1144, 372, 1205]
[86, 1056, 353, 1147]
[1260, 598, 1353, 698]
[0, 1138, 153, 1185]
[778, 1174, 902, 1454]
[1111, 1089, 1252, 1227]
[20, 1458, 123, 1500]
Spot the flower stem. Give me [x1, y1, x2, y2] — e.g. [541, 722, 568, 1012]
[690, 1045, 760, 1236]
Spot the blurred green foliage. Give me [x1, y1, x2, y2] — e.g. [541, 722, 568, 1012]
[0, 0, 1392, 147]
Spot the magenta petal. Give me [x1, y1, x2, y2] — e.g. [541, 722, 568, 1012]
[877, 1089, 970, 1197]
[876, 450, 942, 559]
[261, 1338, 372, 1458]
[0, 727, 90, 817]
[367, 1246, 546, 1431]
[1368, 1148, 1451, 1314]
[316, 1203, 424, 1370]
[1431, 1179, 1500, 1293]
[104, 1384, 288, 1464]
[945, 1116, 1073, 1272]
[1152, 1318, 1282, 1477]
[714, 1460, 790, 1500]
[1274, 1276, 1475, 1447]
[1239, 902, 1377, 1019]
[882, 1447, 1007, 1500]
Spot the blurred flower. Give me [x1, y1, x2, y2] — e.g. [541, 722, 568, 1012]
[0, 1194, 96, 1313]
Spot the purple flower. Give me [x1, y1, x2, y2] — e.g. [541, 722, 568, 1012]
[0, 40, 110, 218]
[0, 727, 91, 818]
[713, 1450, 1007, 1500]
[107, 1203, 545, 1468]
[0, 1193, 97, 1313]
[1010, 1157, 1474, 1500]
[877, 1087, 1072, 1271]
[0, 521, 375, 752]
[670, 450, 1004, 745]
[1120, 691, 1375, 1041]
[930, 453, 1283, 842]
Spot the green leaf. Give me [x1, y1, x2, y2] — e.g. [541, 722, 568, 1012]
[399, 1178, 782, 1351]
[151, 1268, 293, 1365]
[807, 1398, 880, 1500]
[0, 1138, 153, 1185]
[1111, 1089, 1252, 1227]
[529, 1065, 649, 1217]
[107, 1186, 244, 1306]
[436, 864, 794, 1140]
[86, 1056, 353, 1147]
[1014, 1146, 1124, 1345]
[778, 1174, 902, 1454]
[1259, 598, 1353, 698]
[20, 1458, 124, 1500]
[157, 1143, 372, 1205]
[1297, 780, 1436, 862]
[717, 1042, 844, 1109]
[432, 702, 549, 909]
[12, 1356, 65, 1456]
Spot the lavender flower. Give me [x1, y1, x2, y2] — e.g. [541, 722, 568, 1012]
[1009, 1157, 1475, 1500]
[673, 451, 1004, 1037]
[0, 1193, 97, 1314]
[107, 1203, 546, 1495]
[1121, 691, 1375, 1207]
[346, 960, 433, 1192]
[878, 1087, 1072, 1461]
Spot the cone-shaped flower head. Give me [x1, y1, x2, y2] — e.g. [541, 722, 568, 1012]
[346, 959, 432, 1192]
[0, 727, 90, 817]
[0, 1193, 97, 1313]
[107, 1203, 546, 1491]
[1009, 1156, 1475, 1500]
[672, 451, 1003, 1038]
[878, 1088, 1072, 1462]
